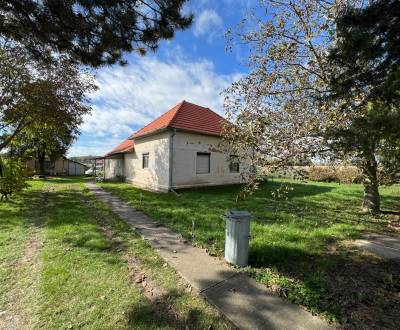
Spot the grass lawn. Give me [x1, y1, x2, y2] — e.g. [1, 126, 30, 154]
[100, 179, 400, 329]
[0, 177, 229, 329]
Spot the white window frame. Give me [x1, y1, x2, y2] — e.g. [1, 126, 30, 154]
[142, 153, 149, 169]
[229, 155, 240, 173]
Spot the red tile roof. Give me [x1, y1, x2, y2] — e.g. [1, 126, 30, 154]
[133, 101, 227, 138]
[105, 137, 135, 157]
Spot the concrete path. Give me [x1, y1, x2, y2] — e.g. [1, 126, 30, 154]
[353, 233, 400, 259]
[86, 183, 333, 330]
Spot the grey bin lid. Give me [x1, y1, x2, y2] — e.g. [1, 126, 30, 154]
[225, 210, 252, 219]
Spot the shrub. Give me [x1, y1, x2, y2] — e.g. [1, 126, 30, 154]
[307, 166, 337, 182]
[307, 165, 363, 184]
[335, 166, 363, 184]
[0, 158, 30, 201]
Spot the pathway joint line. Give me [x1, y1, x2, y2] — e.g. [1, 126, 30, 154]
[200, 272, 240, 294]
[367, 240, 400, 252]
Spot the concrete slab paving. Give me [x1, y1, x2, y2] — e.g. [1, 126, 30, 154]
[353, 233, 400, 259]
[86, 182, 333, 330]
[203, 274, 330, 330]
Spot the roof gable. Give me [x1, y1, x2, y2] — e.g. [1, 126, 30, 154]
[133, 101, 227, 138]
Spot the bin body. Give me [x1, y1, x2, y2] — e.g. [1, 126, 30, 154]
[224, 211, 251, 267]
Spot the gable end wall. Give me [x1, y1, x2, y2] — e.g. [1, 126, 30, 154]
[171, 131, 242, 189]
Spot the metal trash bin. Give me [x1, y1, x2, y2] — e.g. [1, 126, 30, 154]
[224, 210, 251, 267]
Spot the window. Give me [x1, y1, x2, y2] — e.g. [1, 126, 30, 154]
[142, 153, 149, 169]
[196, 152, 210, 174]
[229, 155, 239, 173]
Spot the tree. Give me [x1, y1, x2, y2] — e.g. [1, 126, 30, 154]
[329, 0, 400, 106]
[326, 0, 400, 214]
[0, 43, 96, 181]
[223, 0, 400, 215]
[12, 122, 76, 175]
[325, 102, 400, 214]
[0, 0, 193, 67]
[223, 0, 360, 194]
[0, 42, 33, 150]
[0, 43, 96, 153]
[0, 157, 30, 201]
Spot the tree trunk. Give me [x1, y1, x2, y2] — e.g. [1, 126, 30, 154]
[361, 151, 380, 216]
[38, 151, 46, 175]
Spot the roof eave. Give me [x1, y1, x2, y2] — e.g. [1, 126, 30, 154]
[133, 127, 223, 140]
[132, 127, 170, 140]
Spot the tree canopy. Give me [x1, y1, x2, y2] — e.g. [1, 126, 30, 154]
[329, 0, 400, 106]
[0, 0, 193, 66]
[223, 0, 400, 215]
[325, 0, 400, 214]
[0, 43, 96, 152]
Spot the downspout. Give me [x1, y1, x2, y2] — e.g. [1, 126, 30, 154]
[168, 129, 176, 191]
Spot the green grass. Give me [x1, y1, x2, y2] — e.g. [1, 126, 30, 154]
[0, 178, 229, 329]
[100, 179, 400, 329]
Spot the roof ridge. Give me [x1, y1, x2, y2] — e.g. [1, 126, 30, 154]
[168, 100, 186, 127]
[133, 101, 226, 138]
[133, 101, 182, 136]
[207, 106, 226, 121]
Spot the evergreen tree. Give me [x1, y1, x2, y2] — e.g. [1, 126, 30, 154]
[0, 0, 192, 66]
[327, 0, 400, 215]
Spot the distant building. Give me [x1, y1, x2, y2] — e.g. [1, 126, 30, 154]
[102, 101, 246, 192]
[26, 156, 87, 176]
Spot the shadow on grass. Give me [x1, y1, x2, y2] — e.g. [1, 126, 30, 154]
[247, 242, 400, 328]
[127, 289, 221, 329]
[0, 188, 48, 231]
[99, 179, 400, 328]
[33, 176, 92, 185]
[175, 180, 335, 199]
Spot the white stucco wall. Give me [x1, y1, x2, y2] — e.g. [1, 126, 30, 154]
[67, 161, 85, 176]
[104, 156, 124, 180]
[124, 132, 170, 191]
[105, 130, 245, 191]
[171, 131, 242, 189]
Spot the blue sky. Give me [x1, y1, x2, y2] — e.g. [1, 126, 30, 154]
[69, 0, 257, 157]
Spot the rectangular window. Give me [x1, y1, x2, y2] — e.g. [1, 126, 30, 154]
[229, 155, 240, 173]
[196, 152, 210, 174]
[142, 153, 149, 169]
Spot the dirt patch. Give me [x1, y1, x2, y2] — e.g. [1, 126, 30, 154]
[97, 224, 186, 326]
[0, 189, 50, 330]
[12, 234, 43, 268]
[0, 232, 43, 330]
[323, 251, 400, 329]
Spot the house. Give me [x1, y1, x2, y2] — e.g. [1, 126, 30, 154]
[26, 156, 87, 176]
[103, 101, 245, 192]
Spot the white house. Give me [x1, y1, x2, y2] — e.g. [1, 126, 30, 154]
[103, 101, 244, 192]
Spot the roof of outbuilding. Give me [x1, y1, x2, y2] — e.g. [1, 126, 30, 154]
[133, 100, 227, 138]
[105, 137, 135, 157]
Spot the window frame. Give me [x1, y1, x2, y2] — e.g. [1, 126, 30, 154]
[196, 152, 211, 174]
[142, 152, 149, 169]
[229, 155, 240, 173]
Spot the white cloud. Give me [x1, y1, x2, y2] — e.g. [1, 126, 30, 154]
[85, 53, 240, 137]
[67, 138, 124, 157]
[71, 52, 241, 156]
[193, 9, 223, 41]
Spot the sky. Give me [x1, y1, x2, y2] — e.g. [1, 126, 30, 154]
[68, 0, 258, 157]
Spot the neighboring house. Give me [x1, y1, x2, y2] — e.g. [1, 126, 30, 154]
[26, 156, 87, 176]
[103, 101, 245, 192]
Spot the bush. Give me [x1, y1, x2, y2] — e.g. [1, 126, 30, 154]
[307, 166, 337, 182]
[0, 158, 30, 200]
[307, 165, 363, 184]
[335, 166, 364, 184]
